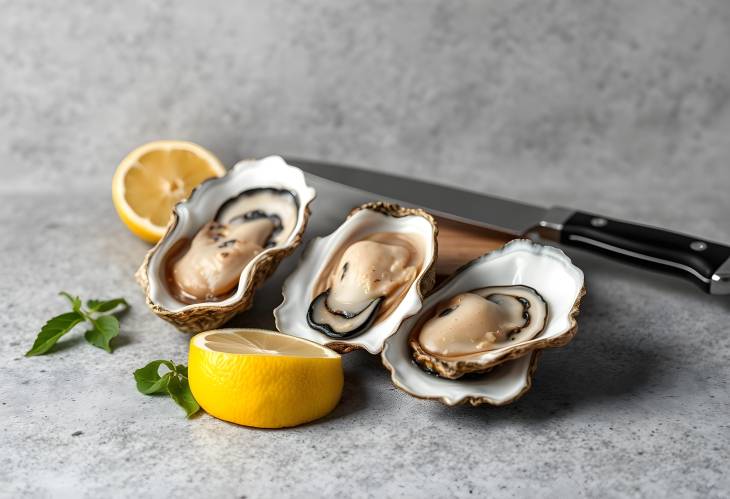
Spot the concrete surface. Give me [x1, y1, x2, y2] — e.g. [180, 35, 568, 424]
[1, 1, 729, 498]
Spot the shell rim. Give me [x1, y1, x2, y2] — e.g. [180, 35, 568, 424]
[381, 350, 542, 407]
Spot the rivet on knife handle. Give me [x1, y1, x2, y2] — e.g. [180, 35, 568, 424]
[546, 209, 730, 295]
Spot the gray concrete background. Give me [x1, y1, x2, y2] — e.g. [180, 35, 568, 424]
[1, 1, 729, 497]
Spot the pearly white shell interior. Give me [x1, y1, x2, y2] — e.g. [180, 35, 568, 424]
[381, 239, 584, 405]
[274, 208, 436, 354]
[145, 156, 316, 313]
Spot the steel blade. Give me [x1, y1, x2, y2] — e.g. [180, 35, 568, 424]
[286, 157, 547, 235]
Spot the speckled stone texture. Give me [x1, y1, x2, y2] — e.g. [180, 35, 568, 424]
[1, 1, 729, 498]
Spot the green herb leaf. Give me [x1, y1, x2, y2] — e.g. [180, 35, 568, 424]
[26, 311, 85, 356]
[84, 315, 120, 353]
[134, 360, 176, 394]
[86, 297, 129, 314]
[59, 292, 82, 312]
[26, 292, 131, 357]
[134, 360, 200, 418]
[167, 375, 200, 418]
[174, 364, 188, 377]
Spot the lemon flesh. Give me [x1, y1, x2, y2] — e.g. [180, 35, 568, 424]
[112, 140, 226, 243]
[189, 329, 344, 428]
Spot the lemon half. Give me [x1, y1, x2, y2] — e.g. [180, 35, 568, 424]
[112, 140, 226, 243]
[189, 329, 344, 428]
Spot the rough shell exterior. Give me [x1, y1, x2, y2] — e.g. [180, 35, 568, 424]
[135, 204, 311, 333]
[136, 156, 314, 333]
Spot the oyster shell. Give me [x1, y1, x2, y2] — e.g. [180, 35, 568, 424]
[137, 156, 316, 333]
[381, 239, 585, 405]
[274, 202, 438, 354]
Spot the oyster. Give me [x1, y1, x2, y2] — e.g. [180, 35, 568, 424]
[411, 285, 548, 378]
[381, 239, 585, 405]
[274, 202, 438, 354]
[137, 156, 316, 333]
[167, 188, 299, 303]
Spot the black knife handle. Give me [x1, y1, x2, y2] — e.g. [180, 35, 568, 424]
[559, 211, 730, 294]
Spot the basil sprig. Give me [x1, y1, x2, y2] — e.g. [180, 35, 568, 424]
[26, 292, 129, 356]
[134, 360, 200, 418]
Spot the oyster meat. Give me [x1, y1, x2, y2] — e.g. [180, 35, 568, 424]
[274, 202, 438, 354]
[410, 284, 548, 379]
[307, 233, 422, 338]
[167, 188, 299, 303]
[415, 285, 547, 360]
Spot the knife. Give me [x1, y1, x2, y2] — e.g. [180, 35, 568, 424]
[285, 157, 730, 295]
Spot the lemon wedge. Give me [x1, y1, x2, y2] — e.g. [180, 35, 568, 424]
[112, 140, 226, 243]
[188, 329, 343, 428]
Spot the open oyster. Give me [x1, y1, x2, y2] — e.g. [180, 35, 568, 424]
[137, 156, 316, 333]
[382, 239, 585, 405]
[167, 188, 300, 304]
[410, 284, 548, 378]
[274, 202, 438, 354]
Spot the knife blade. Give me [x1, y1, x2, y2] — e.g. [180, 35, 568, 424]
[286, 158, 545, 235]
[286, 157, 730, 295]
